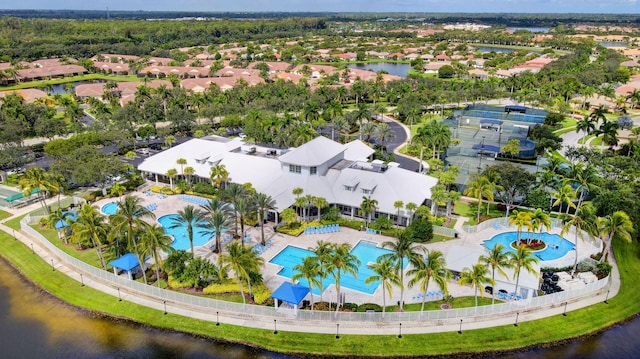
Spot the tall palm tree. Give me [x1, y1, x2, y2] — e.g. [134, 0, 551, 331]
[560, 202, 598, 276]
[209, 164, 229, 189]
[170, 205, 206, 257]
[109, 195, 155, 267]
[221, 183, 246, 237]
[509, 245, 539, 298]
[593, 118, 619, 153]
[408, 249, 450, 312]
[312, 196, 328, 221]
[552, 183, 577, 214]
[360, 196, 378, 225]
[458, 263, 494, 307]
[312, 240, 333, 303]
[464, 175, 495, 223]
[530, 208, 552, 244]
[479, 244, 512, 304]
[324, 243, 360, 313]
[234, 197, 254, 247]
[567, 163, 599, 210]
[576, 115, 597, 144]
[176, 158, 187, 179]
[292, 256, 322, 311]
[374, 122, 395, 154]
[70, 204, 109, 269]
[381, 232, 422, 311]
[18, 167, 54, 214]
[393, 200, 404, 228]
[252, 193, 276, 246]
[47, 207, 71, 243]
[219, 242, 264, 304]
[166, 168, 177, 190]
[598, 211, 634, 263]
[138, 223, 174, 288]
[353, 103, 371, 140]
[508, 210, 533, 245]
[365, 257, 400, 314]
[202, 208, 233, 254]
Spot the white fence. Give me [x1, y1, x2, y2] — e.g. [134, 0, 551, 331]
[21, 216, 609, 326]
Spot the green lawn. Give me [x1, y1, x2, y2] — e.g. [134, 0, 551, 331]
[387, 296, 493, 312]
[0, 228, 638, 356]
[0, 73, 140, 91]
[0, 210, 11, 221]
[4, 214, 26, 230]
[32, 224, 103, 268]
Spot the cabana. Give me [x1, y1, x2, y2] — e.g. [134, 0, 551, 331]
[108, 253, 143, 280]
[271, 282, 310, 316]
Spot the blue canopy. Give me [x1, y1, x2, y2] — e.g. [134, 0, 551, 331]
[55, 211, 78, 229]
[271, 282, 310, 305]
[108, 253, 140, 271]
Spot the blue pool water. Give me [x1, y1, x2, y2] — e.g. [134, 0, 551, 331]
[484, 232, 574, 261]
[101, 202, 118, 215]
[269, 241, 407, 295]
[157, 214, 214, 251]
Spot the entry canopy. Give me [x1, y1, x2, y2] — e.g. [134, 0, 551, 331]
[271, 282, 310, 305]
[108, 253, 140, 271]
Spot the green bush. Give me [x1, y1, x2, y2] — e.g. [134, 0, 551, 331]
[194, 182, 217, 196]
[596, 262, 612, 278]
[342, 302, 358, 311]
[357, 303, 382, 312]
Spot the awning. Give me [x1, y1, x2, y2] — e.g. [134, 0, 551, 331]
[108, 253, 140, 271]
[271, 282, 310, 305]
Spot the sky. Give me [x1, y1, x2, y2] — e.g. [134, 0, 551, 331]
[2, 0, 639, 14]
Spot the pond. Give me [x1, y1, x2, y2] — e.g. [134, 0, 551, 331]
[506, 27, 551, 33]
[346, 62, 412, 77]
[46, 80, 106, 95]
[476, 46, 518, 54]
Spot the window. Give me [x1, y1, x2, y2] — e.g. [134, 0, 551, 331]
[344, 186, 353, 192]
[362, 189, 371, 195]
[310, 166, 317, 175]
[289, 164, 301, 174]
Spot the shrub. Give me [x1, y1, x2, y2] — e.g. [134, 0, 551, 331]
[596, 262, 612, 278]
[194, 182, 217, 196]
[357, 303, 382, 312]
[252, 283, 272, 305]
[577, 260, 596, 273]
[342, 302, 358, 311]
[203, 282, 245, 295]
[167, 275, 192, 289]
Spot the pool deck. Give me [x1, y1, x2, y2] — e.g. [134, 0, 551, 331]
[93, 192, 602, 307]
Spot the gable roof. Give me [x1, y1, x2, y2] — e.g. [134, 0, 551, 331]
[278, 136, 345, 166]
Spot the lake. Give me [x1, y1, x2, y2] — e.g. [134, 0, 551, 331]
[47, 80, 106, 95]
[476, 46, 518, 54]
[507, 27, 551, 33]
[1, 256, 639, 358]
[346, 62, 412, 77]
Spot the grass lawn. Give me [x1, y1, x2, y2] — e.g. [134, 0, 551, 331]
[0, 73, 140, 91]
[0, 210, 12, 221]
[4, 214, 26, 230]
[387, 296, 494, 312]
[32, 224, 103, 268]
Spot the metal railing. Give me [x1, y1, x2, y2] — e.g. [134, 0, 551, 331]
[21, 216, 608, 326]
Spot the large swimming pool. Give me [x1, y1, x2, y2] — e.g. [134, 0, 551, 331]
[157, 214, 214, 251]
[101, 202, 118, 215]
[483, 232, 574, 261]
[269, 241, 407, 295]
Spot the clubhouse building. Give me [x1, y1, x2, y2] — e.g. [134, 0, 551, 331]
[138, 136, 438, 225]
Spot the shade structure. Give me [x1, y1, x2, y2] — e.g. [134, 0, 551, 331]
[54, 211, 78, 229]
[108, 253, 140, 272]
[271, 282, 310, 306]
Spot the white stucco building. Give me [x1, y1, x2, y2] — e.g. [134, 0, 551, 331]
[138, 136, 438, 225]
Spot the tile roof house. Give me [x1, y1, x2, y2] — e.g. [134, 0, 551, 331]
[138, 136, 437, 224]
[16, 64, 87, 81]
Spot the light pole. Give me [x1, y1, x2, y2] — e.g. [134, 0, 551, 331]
[163, 301, 167, 315]
[117, 288, 122, 302]
[398, 323, 402, 338]
[80, 273, 84, 287]
[458, 319, 463, 334]
[216, 311, 220, 326]
[478, 136, 485, 173]
[335, 323, 340, 339]
[273, 319, 278, 335]
[563, 302, 568, 316]
[514, 312, 520, 327]
[604, 290, 610, 304]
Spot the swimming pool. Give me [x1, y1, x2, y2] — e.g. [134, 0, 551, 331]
[269, 241, 408, 295]
[483, 232, 574, 261]
[101, 202, 118, 215]
[157, 214, 214, 251]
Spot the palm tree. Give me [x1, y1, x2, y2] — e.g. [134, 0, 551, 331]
[405, 202, 418, 226]
[202, 207, 233, 254]
[252, 193, 276, 246]
[509, 245, 539, 298]
[209, 164, 229, 189]
[176, 158, 187, 179]
[312, 196, 328, 221]
[18, 167, 54, 214]
[360, 196, 378, 225]
[70, 204, 109, 268]
[312, 240, 333, 303]
[353, 103, 371, 140]
[381, 232, 422, 311]
[374, 122, 395, 153]
[324, 243, 360, 313]
[593, 118, 619, 153]
[530, 208, 552, 243]
[458, 263, 494, 307]
[138, 223, 174, 288]
[47, 208, 71, 243]
[365, 257, 400, 313]
[464, 175, 495, 223]
[393, 200, 404, 228]
[292, 256, 322, 311]
[109, 194, 155, 260]
[479, 244, 512, 304]
[183, 166, 195, 186]
[166, 168, 177, 190]
[170, 205, 206, 257]
[221, 183, 246, 237]
[598, 211, 634, 263]
[234, 197, 253, 246]
[560, 202, 598, 276]
[508, 210, 533, 245]
[408, 249, 450, 312]
[576, 115, 597, 144]
[552, 183, 577, 214]
[219, 242, 264, 304]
